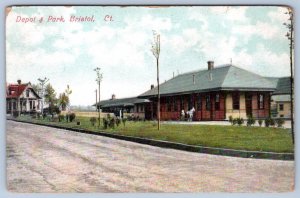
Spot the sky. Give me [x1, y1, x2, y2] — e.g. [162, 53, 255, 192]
[6, 6, 292, 106]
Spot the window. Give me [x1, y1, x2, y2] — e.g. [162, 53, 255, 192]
[258, 94, 264, 109]
[279, 104, 284, 111]
[188, 95, 193, 110]
[215, 94, 220, 110]
[30, 101, 33, 109]
[206, 95, 211, 110]
[167, 97, 172, 112]
[173, 97, 178, 112]
[180, 96, 184, 110]
[280, 114, 284, 118]
[26, 89, 30, 97]
[197, 94, 202, 111]
[232, 92, 240, 110]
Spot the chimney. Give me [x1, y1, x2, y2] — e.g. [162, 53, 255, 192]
[111, 94, 116, 100]
[207, 61, 214, 70]
[17, 79, 21, 85]
[151, 84, 154, 90]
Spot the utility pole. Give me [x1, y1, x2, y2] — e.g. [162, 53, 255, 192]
[94, 67, 103, 128]
[95, 89, 98, 112]
[37, 77, 49, 116]
[151, 31, 161, 130]
[283, 8, 294, 144]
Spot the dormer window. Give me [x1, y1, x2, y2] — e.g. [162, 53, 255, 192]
[26, 89, 30, 97]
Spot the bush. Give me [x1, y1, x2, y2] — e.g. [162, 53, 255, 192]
[58, 114, 65, 122]
[229, 116, 233, 125]
[270, 118, 275, 127]
[68, 113, 76, 122]
[109, 117, 116, 129]
[116, 118, 121, 127]
[265, 118, 271, 127]
[122, 118, 127, 127]
[90, 117, 97, 126]
[258, 120, 263, 127]
[232, 118, 238, 126]
[103, 118, 109, 129]
[237, 118, 244, 126]
[247, 116, 255, 126]
[275, 118, 285, 128]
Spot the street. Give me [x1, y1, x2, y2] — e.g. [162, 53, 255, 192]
[6, 120, 294, 192]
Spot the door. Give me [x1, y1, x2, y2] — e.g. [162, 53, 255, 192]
[245, 93, 252, 117]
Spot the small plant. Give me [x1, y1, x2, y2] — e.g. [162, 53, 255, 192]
[275, 118, 285, 128]
[229, 115, 233, 125]
[76, 120, 81, 125]
[90, 117, 97, 126]
[232, 118, 238, 126]
[103, 118, 109, 129]
[247, 116, 255, 126]
[258, 119, 263, 127]
[237, 118, 244, 126]
[116, 118, 121, 127]
[109, 117, 116, 129]
[265, 118, 271, 127]
[58, 114, 65, 122]
[122, 118, 127, 127]
[270, 118, 275, 127]
[68, 113, 76, 122]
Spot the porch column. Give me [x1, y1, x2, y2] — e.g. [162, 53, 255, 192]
[11, 100, 13, 115]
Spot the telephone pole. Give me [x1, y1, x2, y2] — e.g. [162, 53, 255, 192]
[94, 67, 103, 128]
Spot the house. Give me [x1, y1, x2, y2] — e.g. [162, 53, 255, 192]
[138, 61, 278, 121]
[97, 94, 150, 119]
[268, 77, 292, 119]
[6, 80, 41, 115]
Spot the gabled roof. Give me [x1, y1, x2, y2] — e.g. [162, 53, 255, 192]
[6, 83, 41, 99]
[97, 97, 150, 108]
[271, 77, 291, 95]
[139, 64, 277, 98]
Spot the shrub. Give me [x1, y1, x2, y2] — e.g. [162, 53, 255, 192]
[229, 116, 233, 125]
[237, 118, 244, 126]
[122, 118, 127, 127]
[269, 118, 275, 127]
[58, 114, 65, 122]
[103, 118, 109, 129]
[265, 118, 271, 127]
[109, 117, 116, 129]
[232, 118, 238, 126]
[247, 116, 255, 126]
[275, 118, 285, 128]
[258, 120, 263, 127]
[90, 117, 97, 126]
[68, 113, 76, 122]
[116, 118, 121, 127]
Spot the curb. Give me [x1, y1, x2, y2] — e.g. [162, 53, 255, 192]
[7, 118, 294, 161]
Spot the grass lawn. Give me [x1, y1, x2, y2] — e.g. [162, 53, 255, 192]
[15, 116, 294, 153]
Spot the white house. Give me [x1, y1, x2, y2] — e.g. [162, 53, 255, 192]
[6, 80, 41, 115]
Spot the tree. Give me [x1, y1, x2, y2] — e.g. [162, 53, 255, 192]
[58, 92, 69, 111]
[64, 85, 72, 111]
[151, 30, 161, 130]
[44, 83, 58, 116]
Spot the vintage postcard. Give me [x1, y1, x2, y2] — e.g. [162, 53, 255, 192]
[6, 6, 294, 192]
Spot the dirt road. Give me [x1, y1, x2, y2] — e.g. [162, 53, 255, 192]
[6, 120, 294, 192]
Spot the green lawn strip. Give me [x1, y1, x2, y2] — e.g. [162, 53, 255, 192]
[14, 116, 294, 153]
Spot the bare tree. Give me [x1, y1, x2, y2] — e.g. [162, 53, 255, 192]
[283, 8, 294, 144]
[151, 31, 161, 130]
